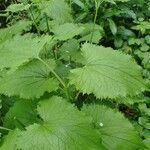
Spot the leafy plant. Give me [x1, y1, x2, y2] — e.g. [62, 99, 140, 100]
[0, 0, 149, 149]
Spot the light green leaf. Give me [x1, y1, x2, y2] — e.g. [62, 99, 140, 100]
[69, 43, 146, 99]
[16, 96, 105, 150]
[0, 129, 20, 150]
[6, 3, 30, 12]
[140, 44, 150, 52]
[59, 39, 82, 62]
[0, 20, 32, 44]
[79, 23, 104, 44]
[83, 104, 144, 150]
[145, 35, 150, 44]
[39, 0, 72, 24]
[0, 60, 59, 99]
[143, 138, 150, 149]
[108, 19, 117, 35]
[139, 103, 150, 116]
[73, 0, 85, 8]
[53, 23, 84, 41]
[139, 117, 150, 130]
[0, 34, 52, 69]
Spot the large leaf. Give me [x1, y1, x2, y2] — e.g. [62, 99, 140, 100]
[0, 34, 52, 69]
[15, 96, 105, 150]
[83, 104, 144, 150]
[0, 60, 59, 99]
[69, 43, 146, 99]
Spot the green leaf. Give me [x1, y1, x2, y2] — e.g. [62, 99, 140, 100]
[3, 99, 38, 129]
[145, 35, 150, 44]
[0, 34, 51, 69]
[39, 0, 72, 24]
[83, 104, 144, 150]
[16, 96, 105, 150]
[139, 117, 150, 130]
[139, 103, 150, 116]
[143, 138, 150, 149]
[140, 44, 150, 52]
[0, 60, 59, 99]
[53, 23, 84, 41]
[79, 24, 104, 44]
[69, 43, 146, 99]
[0, 129, 20, 150]
[6, 3, 30, 12]
[108, 19, 117, 35]
[0, 20, 32, 44]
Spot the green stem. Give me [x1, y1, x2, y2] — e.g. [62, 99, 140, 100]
[90, 0, 104, 43]
[38, 58, 65, 87]
[38, 58, 70, 100]
[45, 13, 50, 34]
[0, 126, 12, 131]
[29, 7, 40, 35]
[69, 0, 72, 9]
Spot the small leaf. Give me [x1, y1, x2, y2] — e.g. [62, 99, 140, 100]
[108, 19, 117, 35]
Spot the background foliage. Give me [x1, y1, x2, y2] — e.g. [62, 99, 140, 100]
[0, 0, 149, 149]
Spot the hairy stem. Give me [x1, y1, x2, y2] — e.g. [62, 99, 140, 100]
[0, 126, 12, 131]
[29, 7, 40, 35]
[38, 58, 70, 100]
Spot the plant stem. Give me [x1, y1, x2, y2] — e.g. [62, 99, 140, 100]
[38, 58, 66, 88]
[29, 7, 40, 35]
[38, 58, 70, 100]
[90, 8, 98, 43]
[69, 0, 72, 9]
[90, 0, 104, 43]
[0, 126, 12, 131]
[45, 13, 51, 34]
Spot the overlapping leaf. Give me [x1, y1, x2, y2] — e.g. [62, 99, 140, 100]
[83, 104, 144, 150]
[69, 43, 147, 99]
[0, 60, 59, 99]
[0, 34, 52, 69]
[4, 99, 38, 129]
[39, 0, 72, 24]
[15, 96, 105, 150]
[0, 20, 32, 44]
[0, 129, 20, 150]
[53, 23, 84, 41]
